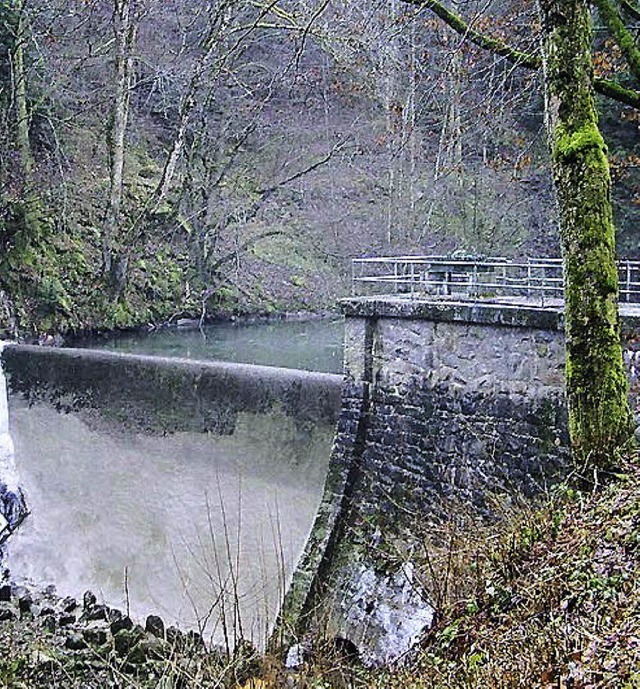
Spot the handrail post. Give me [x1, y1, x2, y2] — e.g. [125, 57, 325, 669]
[351, 259, 355, 297]
[626, 262, 631, 303]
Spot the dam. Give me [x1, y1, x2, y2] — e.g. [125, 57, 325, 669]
[0, 345, 342, 645]
[2, 255, 640, 663]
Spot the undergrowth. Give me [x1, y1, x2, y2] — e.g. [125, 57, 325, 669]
[3, 462, 640, 688]
[373, 461, 640, 688]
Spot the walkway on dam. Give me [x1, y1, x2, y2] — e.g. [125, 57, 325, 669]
[351, 255, 640, 321]
[344, 292, 640, 322]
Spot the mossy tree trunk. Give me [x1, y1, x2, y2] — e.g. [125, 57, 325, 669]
[13, 0, 32, 183]
[4, 0, 40, 241]
[537, 0, 634, 468]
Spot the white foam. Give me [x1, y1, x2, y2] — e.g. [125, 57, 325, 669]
[0, 341, 19, 491]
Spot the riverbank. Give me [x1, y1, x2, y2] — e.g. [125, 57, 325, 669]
[2, 461, 640, 688]
[1, 307, 342, 348]
[0, 218, 347, 341]
[0, 575, 265, 688]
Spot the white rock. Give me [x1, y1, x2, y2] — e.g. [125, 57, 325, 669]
[285, 643, 306, 670]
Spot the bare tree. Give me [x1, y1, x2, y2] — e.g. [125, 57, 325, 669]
[103, 0, 138, 297]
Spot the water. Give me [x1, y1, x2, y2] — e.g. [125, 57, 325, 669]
[76, 318, 345, 374]
[0, 342, 27, 540]
[0, 342, 18, 492]
[4, 319, 342, 642]
[7, 396, 334, 644]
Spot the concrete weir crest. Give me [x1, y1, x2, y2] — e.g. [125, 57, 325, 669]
[0, 343, 343, 639]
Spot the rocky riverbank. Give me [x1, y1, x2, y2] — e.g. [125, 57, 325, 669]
[0, 576, 263, 688]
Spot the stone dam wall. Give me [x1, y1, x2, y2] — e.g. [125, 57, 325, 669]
[345, 301, 569, 522]
[276, 299, 640, 665]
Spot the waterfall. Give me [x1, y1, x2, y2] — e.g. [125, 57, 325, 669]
[0, 341, 27, 543]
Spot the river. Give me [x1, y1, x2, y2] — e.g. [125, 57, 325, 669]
[73, 317, 345, 374]
[1, 320, 343, 647]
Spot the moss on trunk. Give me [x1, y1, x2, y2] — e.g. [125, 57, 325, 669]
[538, 0, 634, 468]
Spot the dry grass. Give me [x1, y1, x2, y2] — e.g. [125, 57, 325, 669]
[4, 461, 640, 688]
[371, 461, 640, 688]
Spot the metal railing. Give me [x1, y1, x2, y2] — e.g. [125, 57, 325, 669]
[351, 255, 640, 305]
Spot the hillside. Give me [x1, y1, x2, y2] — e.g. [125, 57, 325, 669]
[0, 0, 580, 336]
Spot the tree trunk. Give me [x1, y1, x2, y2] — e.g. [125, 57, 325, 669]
[13, 0, 32, 182]
[537, 0, 634, 468]
[9, 0, 41, 241]
[104, 0, 136, 292]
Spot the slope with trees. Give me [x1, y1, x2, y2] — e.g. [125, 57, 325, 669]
[0, 0, 567, 337]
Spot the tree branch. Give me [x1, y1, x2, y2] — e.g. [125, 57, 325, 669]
[401, 0, 541, 69]
[594, 77, 640, 107]
[618, 0, 640, 22]
[257, 138, 349, 198]
[594, 0, 640, 83]
[401, 0, 640, 110]
[207, 230, 283, 274]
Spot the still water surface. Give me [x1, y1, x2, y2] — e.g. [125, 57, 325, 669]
[77, 318, 345, 373]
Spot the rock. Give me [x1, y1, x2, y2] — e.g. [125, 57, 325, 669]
[82, 627, 108, 647]
[0, 584, 10, 601]
[39, 606, 55, 617]
[42, 584, 57, 598]
[108, 607, 122, 623]
[285, 643, 308, 670]
[176, 318, 199, 328]
[333, 636, 359, 662]
[145, 614, 165, 638]
[82, 604, 108, 622]
[186, 630, 205, 651]
[0, 606, 15, 622]
[41, 614, 56, 634]
[83, 590, 97, 610]
[110, 614, 133, 635]
[61, 596, 77, 613]
[65, 633, 87, 651]
[165, 626, 184, 649]
[59, 613, 76, 626]
[0, 486, 28, 533]
[138, 635, 170, 660]
[125, 643, 148, 666]
[18, 594, 32, 617]
[113, 627, 145, 658]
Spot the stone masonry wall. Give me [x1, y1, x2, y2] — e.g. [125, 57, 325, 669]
[279, 298, 640, 665]
[354, 317, 570, 525]
[306, 309, 572, 664]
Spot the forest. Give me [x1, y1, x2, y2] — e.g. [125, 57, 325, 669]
[1, 0, 638, 338]
[2, 1, 640, 687]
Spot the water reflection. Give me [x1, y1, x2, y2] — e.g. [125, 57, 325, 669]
[73, 318, 345, 374]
